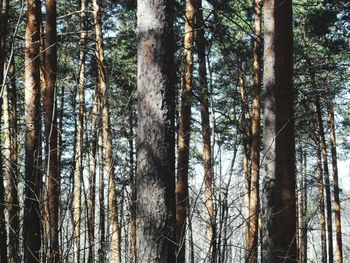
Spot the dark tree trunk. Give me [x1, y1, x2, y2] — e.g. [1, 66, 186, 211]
[23, 0, 42, 262]
[44, 0, 59, 261]
[136, 0, 176, 262]
[261, 0, 296, 262]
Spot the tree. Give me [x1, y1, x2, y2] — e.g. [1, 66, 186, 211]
[136, 0, 176, 262]
[176, 0, 196, 261]
[327, 91, 343, 263]
[23, 0, 42, 262]
[261, 0, 296, 262]
[0, 0, 9, 262]
[247, 0, 262, 262]
[43, 0, 59, 261]
[92, 0, 121, 261]
[197, 0, 216, 260]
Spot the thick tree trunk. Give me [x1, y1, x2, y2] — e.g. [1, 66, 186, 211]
[247, 0, 262, 262]
[92, 0, 121, 261]
[43, 0, 59, 261]
[197, 1, 216, 261]
[137, 0, 176, 262]
[23, 0, 42, 262]
[176, 1, 196, 261]
[327, 94, 343, 263]
[261, 0, 296, 262]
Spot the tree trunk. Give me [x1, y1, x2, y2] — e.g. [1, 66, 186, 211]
[196, 1, 216, 261]
[239, 67, 251, 261]
[8, 55, 20, 263]
[247, 0, 262, 262]
[0, 0, 9, 262]
[98, 131, 105, 263]
[315, 133, 327, 263]
[315, 94, 333, 263]
[43, 0, 59, 261]
[23, 0, 42, 262]
[299, 150, 308, 263]
[261, 0, 296, 262]
[92, 0, 121, 261]
[137, 0, 176, 262]
[176, 1, 196, 261]
[327, 94, 343, 263]
[129, 104, 137, 263]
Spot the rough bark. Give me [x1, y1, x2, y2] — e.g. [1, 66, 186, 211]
[43, 0, 59, 261]
[247, 0, 262, 262]
[23, 0, 42, 262]
[197, 0, 216, 261]
[261, 0, 296, 262]
[176, 1, 196, 261]
[137, 0, 176, 262]
[327, 94, 343, 263]
[92, 0, 121, 261]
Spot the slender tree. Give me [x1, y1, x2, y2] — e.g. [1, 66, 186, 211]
[327, 92, 343, 263]
[92, 0, 121, 261]
[247, 0, 262, 262]
[261, 0, 296, 262]
[315, 131, 327, 263]
[136, 0, 176, 262]
[0, 0, 9, 262]
[197, 0, 216, 260]
[23, 0, 42, 262]
[8, 56, 20, 263]
[98, 131, 106, 263]
[313, 81, 333, 263]
[176, 1, 196, 261]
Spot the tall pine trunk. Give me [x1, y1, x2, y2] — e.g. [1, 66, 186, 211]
[197, 0, 216, 261]
[315, 132, 327, 263]
[327, 94, 343, 263]
[23, 0, 42, 262]
[92, 0, 121, 261]
[43, 0, 59, 261]
[315, 91, 333, 263]
[261, 0, 296, 262]
[137, 0, 176, 261]
[247, 0, 262, 262]
[8, 56, 20, 263]
[176, 1, 196, 261]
